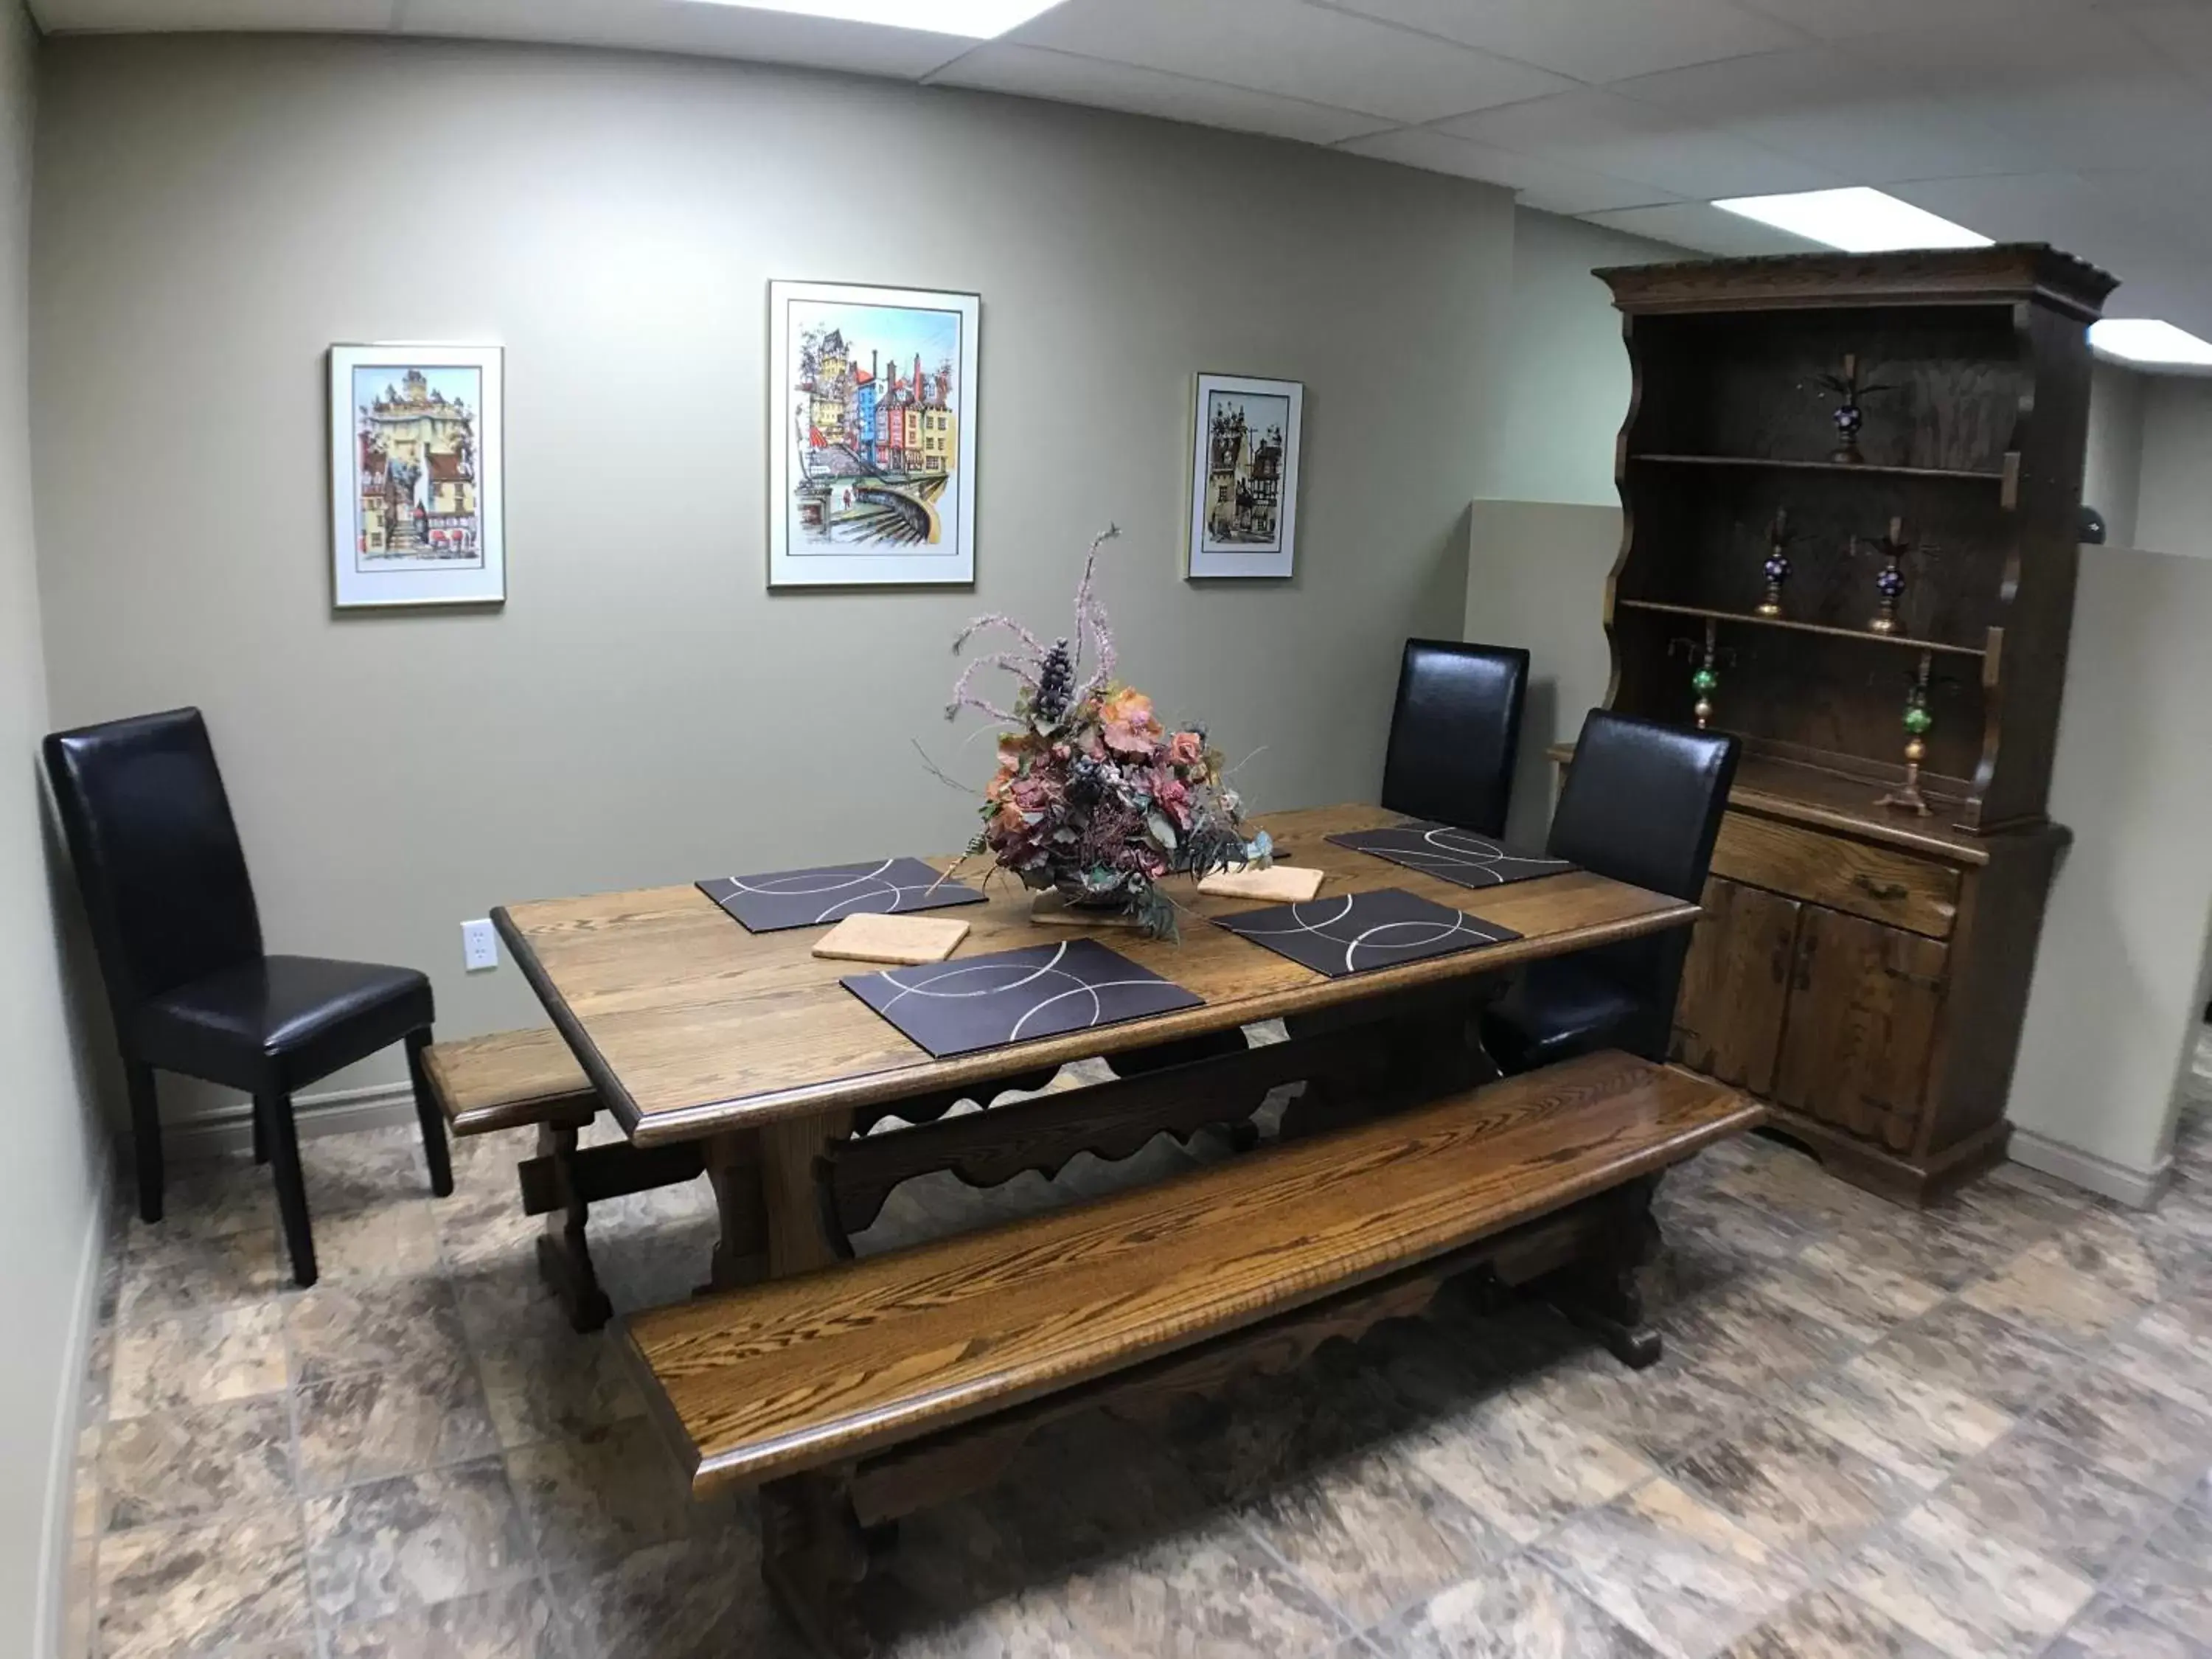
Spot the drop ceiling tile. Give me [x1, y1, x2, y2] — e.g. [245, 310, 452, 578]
[37, 0, 396, 27]
[1885, 172, 2184, 282]
[1613, 44, 2029, 180]
[2125, 6, 2212, 82]
[931, 43, 1395, 145]
[1318, 0, 1812, 84]
[1435, 88, 1843, 196]
[1731, 0, 2097, 40]
[1834, 0, 2161, 77]
[1834, 9, 2212, 171]
[1581, 201, 1829, 256]
[1933, 75, 2212, 171]
[1004, 0, 1574, 122]
[1339, 126, 1680, 213]
[393, 0, 972, 79]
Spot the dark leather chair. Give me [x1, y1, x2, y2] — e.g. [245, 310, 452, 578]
[1480, 710, 1739, 1076]
[1380, 639, 1530, 838]
[43, 708, 451, 1286]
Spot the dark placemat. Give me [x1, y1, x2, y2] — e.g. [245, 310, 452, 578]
[1213, 887, 1521, 978]
[698, 857, 985, 933]
[1327, 819, 1574, 890]
[842, 938, 1203, 1059]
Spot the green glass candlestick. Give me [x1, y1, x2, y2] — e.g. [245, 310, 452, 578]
[1878, 652, 1935, 817]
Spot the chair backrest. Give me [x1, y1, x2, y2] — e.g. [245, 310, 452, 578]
[43, 708, 264, 1020]
[1380, 639, 1530, 838]
[1546, 709, 1739, 1053]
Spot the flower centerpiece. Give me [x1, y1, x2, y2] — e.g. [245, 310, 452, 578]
[944, 526, 1269, 937]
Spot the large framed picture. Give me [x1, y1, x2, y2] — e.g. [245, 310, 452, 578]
[769, 280, 980, 588]
[1186, 372, 1303, 580]
[329, 344, 504, 609]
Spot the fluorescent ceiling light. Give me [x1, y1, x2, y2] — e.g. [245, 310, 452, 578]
[1712, 187, 1992, 254]
[683, 0, 1065, 36]
[2090, 319, 2212, 369]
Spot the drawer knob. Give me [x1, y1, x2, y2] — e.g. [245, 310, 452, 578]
[1852, 874, 1911, 902]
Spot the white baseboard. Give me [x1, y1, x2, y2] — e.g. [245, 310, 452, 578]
[37, 1164, 110, 1659]
[161, 1079, 419, 1161]
[2008, 1127, 2172, 1210]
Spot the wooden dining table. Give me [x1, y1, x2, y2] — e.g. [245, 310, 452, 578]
[494, 803, 1698, 1296]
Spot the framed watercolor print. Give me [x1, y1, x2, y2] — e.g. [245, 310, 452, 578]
[768, 280, 980, 588]
[329, 344, 505, 609]
[1186, 372, 1303, 580]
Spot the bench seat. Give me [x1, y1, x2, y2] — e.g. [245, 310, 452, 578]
[630, 1049, 1756, 1496]
[420, 1027, 598, 1136]
[625, 1049, 1756, 1655]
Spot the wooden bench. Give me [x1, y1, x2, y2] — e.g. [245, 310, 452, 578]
[420, 1029, 637, 1329]
[419, 1031, 1083, 1331]
[622, 1049, 1760, 1658]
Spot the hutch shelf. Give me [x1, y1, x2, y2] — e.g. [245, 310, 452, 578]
[1587, 245, 2115, 1206]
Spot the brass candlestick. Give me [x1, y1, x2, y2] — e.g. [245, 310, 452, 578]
[1877, 652, 1937, 817]
[1670, 622, 1726, 730]
[1867, 516, 1910, 635]
[1757, 507, 1793, 618]
[1816, 352, 1896, 465]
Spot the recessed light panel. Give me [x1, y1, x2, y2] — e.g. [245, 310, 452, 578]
[1712, 187, 1992, 254]
[2090, 319, 2212, 369]
[684, 0, 1065, 36]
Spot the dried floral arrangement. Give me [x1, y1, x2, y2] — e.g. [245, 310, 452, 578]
[943, 526, 1270, 938]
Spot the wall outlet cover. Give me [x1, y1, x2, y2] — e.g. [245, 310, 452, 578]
[462, 919, 499, 973]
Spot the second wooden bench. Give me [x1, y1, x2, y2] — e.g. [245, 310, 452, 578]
[622, 1048, 1760, 1658]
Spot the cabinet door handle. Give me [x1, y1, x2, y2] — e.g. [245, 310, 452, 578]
[1852, 874, 1911, 903]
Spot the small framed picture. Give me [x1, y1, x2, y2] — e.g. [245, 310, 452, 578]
[329, 344, 504, 609]
[769, 280, 981, 588]
[1186, 372, 1303, 580]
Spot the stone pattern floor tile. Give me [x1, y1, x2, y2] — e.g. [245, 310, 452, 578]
[60, 1097, 2212, 1659]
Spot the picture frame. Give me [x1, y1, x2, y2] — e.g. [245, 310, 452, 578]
[1186, 372, 1303, 580]
[328, 344, 504, 610]
[768, 280, 981, 588]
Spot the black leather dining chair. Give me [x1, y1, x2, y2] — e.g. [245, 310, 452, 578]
[1480, 709, 1739, 1077]
[1380, 639, 1530, 838]
[43, 707, 451, 1287]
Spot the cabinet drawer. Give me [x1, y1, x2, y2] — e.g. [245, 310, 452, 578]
[1710, 813, 1960, 939]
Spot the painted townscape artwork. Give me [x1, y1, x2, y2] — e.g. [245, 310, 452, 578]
[1203, 389, 1289, 551]
[1186, 372, 1303, 579]
[352, 366, 483, 568]
[327, 344, 505, 608]
[769, 282, 980, 587]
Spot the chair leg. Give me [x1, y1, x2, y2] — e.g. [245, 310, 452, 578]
[259, 1092, 318, 1287]
[124, 1062, 164, 1224]
[251, 1101, 269, 1165]
[404, 1028, 454, 1199]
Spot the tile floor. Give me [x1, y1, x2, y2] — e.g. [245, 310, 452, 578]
[55, 1043, 2212, 1659]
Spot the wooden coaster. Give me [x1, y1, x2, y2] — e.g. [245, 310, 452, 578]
[1197, 865, 1326, 902]
[811, 911, 971, 965]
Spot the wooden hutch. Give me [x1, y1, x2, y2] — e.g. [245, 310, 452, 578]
[1585, 245, 2115, 1205]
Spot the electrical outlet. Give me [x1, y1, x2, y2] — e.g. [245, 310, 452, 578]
[462, 919, 499, 973]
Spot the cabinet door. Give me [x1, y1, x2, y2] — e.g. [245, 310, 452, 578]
[1671, 876, 1800, 1096]
[1773, 906, 1948, 1152]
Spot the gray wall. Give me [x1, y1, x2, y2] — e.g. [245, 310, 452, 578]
[1467, 208, 1681, 846]
[0, 4, 105, 1652]
[2137, 375, 2212, 558]
[1474, 209, 1678, 509]
[1463, 498, 1618, 849]
[2011, 543, 2212, 1194]
[29, 33, 1513, 1121]
[2083, 361, 2146, 552]
[2083, 361, 2212, 561]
